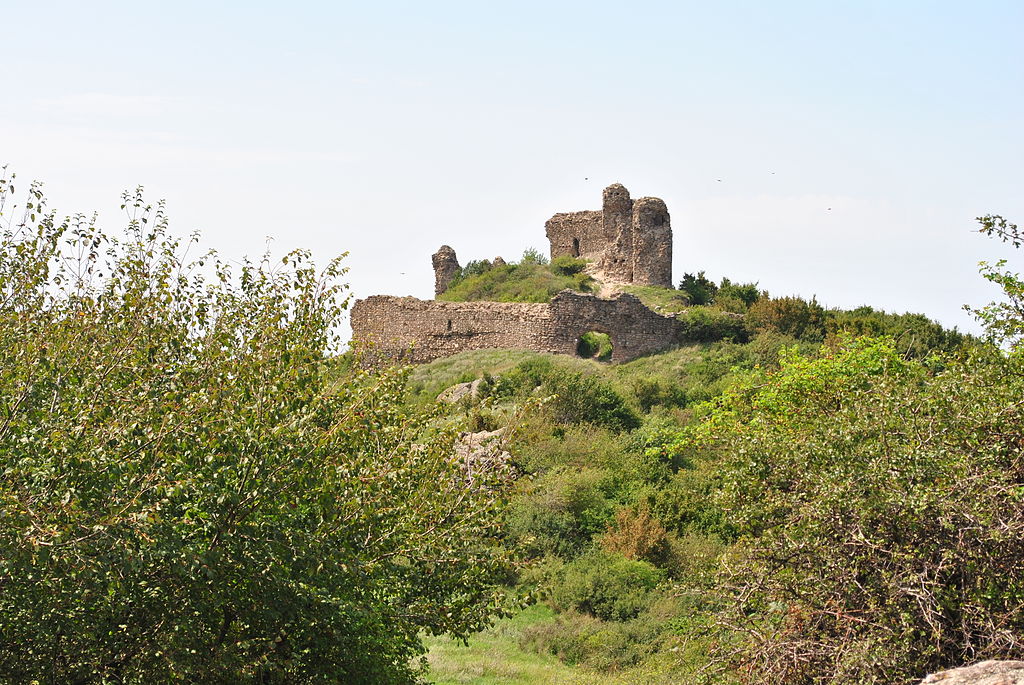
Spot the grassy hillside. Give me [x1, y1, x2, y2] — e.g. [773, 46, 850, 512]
[409, 278, 975, 682]
[438, 253, 595, 303]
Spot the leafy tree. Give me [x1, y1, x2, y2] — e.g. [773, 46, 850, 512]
[717, 277, 761, 308]
[678, 271, 718, 305]
[745, 295, 827, 342]
[676, 338, 1024, 683]
[966, 215, 1024, 348]
[520, 246, 549, 265]
[0, 176, 517, 683]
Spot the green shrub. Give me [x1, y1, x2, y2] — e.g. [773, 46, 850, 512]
[551, 550, 665, 621]
[543, 368, 641, 432]
[520, 246, 549, 265]
[745, 295, 827, 342]
[717, 277, 761, 308]
[0, 183, 516, 683]
[576, 331, 613, 361]
[438, 259, 593, 303]
[676, 307, 749, 343]
[630, 375, 688, 411]
[506, 468, 615, 558]
[552, 255, 587, 275]
[678, 271, 718, 305]
[689, 338, 1024, 682]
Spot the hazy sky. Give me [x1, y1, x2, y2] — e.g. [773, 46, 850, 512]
[2, 1, 1022, 338]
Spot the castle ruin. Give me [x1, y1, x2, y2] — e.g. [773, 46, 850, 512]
[351, 184, 683, 364]
[545, 183, 672, 288]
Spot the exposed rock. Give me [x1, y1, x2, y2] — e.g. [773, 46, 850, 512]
[920, 661, 1024, 684]
[431, 245, 460, 296]
[455, 428, 512, 481]
[492, 256, 506, 267]
[436, 379, 482, 404]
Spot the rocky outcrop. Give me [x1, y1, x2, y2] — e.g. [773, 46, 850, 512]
[431, 245, 461, 296]
[437, 379, 483, 404]
[455, 428, 511, 482]
[920, 661, 1024, 684]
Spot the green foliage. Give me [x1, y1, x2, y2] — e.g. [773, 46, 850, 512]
[551, 255, 587, 276]
[551, 550, 665, 622]
[826, 306, 968, 357]
[0, 180, 517, 683]
[675, 307, 750, 343]
[457, 258, 494, 281]
[716, 277, 761, 308]
[506, 468, 615, 558]
[576, 331, 613, 362]
[541, 368, 641, 432]
[520, 247, 549, 265]
[678, 271, 718, 306]
[745, 294, 827, 342]
[682, 338, 1024, 683]
[438, 256, 593, 303]
[966, 215, 1024, 348]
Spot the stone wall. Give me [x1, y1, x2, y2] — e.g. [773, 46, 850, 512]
[545, 184, 673, 288]
[351, 291, 681, 364]
[547, 291, 680, 363]
[350, 296, 555, 364]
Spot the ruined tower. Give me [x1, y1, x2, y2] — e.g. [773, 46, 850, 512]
[544, 184, 672, 288]
[432, 245, 460, 296]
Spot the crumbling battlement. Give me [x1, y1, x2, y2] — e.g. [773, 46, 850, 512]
[545, 184, 672, 288]
[351, 183, 681, 365]
[351, 291, 681, 364]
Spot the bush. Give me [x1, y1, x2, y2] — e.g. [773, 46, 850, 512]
[520, 246, 549, 265]
[688, 338, 1024, 682]
[576, 330, 613, 361]
[676, 307, 749, 343]
[551, 254, 587, 276]
[543, 368, 641, 432]
[0, 182, 516, 683]
[717, 277, 761, 308]
[600, 505, 670, 565]
[678, 271, 718, 305]
[438, 259, 593, 303]
[506, 468, 614, 558]
[552, 550, 665, 621]
[746, 295, 827, 342]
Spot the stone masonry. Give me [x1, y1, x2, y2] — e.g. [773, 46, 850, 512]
[350, 291, 679, 364]
[352, 184, 681, 365]
[545, 184, 672, 288]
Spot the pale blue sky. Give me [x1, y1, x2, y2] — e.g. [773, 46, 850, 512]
[2, 1, 1022, 337]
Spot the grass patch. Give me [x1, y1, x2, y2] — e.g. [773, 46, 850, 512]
[620, 285, 690, 315]
[576, 331, 613, 362]
[422, 605, 673, 684]
[440, 261, 594, 303]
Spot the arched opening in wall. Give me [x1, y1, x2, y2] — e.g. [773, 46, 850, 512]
[446, 319, 453, 333]
[571, 237, 580, 257]
[576, 331, 613, 362]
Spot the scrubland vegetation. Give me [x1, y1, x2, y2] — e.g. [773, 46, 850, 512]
[416, 220, 1023, 683]
[2, 167, 1022, 684]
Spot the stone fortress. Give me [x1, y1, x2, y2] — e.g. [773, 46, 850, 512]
[350, 184, 686, 364]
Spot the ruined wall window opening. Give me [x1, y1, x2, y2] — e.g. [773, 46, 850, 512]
[446, 319, 453, 332]
[571, 237, 580, 257]
[576, 331, 613, 362]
